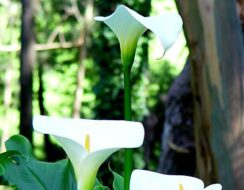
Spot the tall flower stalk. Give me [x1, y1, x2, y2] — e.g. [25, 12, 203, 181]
[95, 5, 182, 190]
[123, 62, 133, 190]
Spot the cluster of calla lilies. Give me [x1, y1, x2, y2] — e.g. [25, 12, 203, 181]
[33, 5, 222, 190]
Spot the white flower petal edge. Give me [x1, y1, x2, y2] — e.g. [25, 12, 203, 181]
[130, 170, 204, 190]
[204, 184, 222, 190]
[130, 170, 221, 190]
[95, 5, 182, 63]
[33, 115, 144, 190]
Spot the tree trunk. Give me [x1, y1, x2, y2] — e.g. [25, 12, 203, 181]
[176, 0, 244, 189]
[20, 0, 35, 143]
[37, 60, 50, 159]
[158, 62, 195, 176]
[72, 0, 94, 118]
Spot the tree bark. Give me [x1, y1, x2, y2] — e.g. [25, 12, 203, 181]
[176, 0, 244, 189]
[20, 0, 35, 143]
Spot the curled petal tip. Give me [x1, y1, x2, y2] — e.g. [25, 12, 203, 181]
[94, 16, 105, 21]
[155, 51, 165, 60]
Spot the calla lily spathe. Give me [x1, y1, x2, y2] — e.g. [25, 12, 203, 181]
[95, 5, 183, 68]
[33, 116, 144, 190]
[130, 170, 222, 190]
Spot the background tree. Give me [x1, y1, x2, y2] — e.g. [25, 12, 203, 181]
[72, 0, 94, 118]
[158, 61, 195, 176]
[19, 0, 35, 144]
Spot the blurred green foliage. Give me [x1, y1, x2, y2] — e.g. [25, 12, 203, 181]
[0, 0, 188, 188]
[0, 135, 77, 190]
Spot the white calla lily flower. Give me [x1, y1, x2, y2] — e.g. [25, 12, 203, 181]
[95, 5, 183, 68]
[130, 170, 222, 190]
[33, 116, 144, 190]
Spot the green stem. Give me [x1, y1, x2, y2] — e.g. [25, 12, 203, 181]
[123, 66, 132, 190]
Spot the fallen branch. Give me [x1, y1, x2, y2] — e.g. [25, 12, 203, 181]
[0, 39, 83, 52]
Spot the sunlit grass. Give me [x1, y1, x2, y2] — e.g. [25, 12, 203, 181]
[0, 185, 13, 190]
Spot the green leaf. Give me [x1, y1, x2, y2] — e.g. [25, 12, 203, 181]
[93, 185, 110, 190]
[0, 135, 77, 190]
[93, 179, 110, 190]
[109, 167, 124, 190]
[5, 135, 34, 158]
